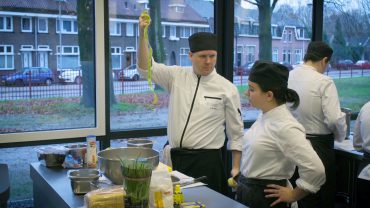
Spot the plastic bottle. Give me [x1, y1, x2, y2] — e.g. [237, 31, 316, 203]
[86, 135, 97, 168]
[173, 184, 184, 208]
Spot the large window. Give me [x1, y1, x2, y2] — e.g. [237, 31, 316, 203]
[234, 0, 313, 121]
[323, 0, 370, 112]
[109, 0, 213, 131]
[0, 0, 104, 143]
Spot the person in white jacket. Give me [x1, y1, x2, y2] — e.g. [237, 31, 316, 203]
[137, 13, 244, 195]
[288, 41, 347, 208]
[353, 101, 370, 206]
[237, 61, 325, 208]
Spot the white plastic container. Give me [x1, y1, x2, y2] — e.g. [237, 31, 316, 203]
[149, 163, 173, 208]
[86, 135, 97, 168]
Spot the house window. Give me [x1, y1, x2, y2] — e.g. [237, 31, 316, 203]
[0, 16, 13, 32]
[181, 27, 191, 38]
[175, 6, 185, 13]
[287, 30, 292, 42]
[295, 49, 302, 63]
[283, 49, 291, 63]
[245, 46, 255, 63]
[38, 18, 48, 33]
[272, 48, 278, 62]
[238, 23, 247, 35]
[236, 45, 243, 66]
[162, 25, 166, 37]
[110, 21, 121, 36]
[180, 48, 191, 66]
[21, 17, 32, 32]
[271, 26, 277, 37]
[111, 47, 121, 69]
[283, 30, 288, 42]
[169, 26, 178, 40]
[126, 22, 134, 37]
[56, 19, 78, 34]
[0, 45, 14, 70]
[56, 46, 80, 70]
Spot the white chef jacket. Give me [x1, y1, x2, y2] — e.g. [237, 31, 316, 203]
[138, 61, 244, 151]
[353, 101, 370, 153]
[240, 105, 325, 193]
[288, 64, 347, 142]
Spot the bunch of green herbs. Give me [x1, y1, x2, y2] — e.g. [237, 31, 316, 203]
[120, 158, 153, 205]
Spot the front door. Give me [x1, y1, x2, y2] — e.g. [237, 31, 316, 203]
[39, 52, 48, 68]
[22, 52, 32, 68]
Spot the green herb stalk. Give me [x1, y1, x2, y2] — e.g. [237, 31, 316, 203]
[120, 158, 153, 205]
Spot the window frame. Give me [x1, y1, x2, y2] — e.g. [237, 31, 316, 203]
[56, 18, 78, 34]
[0, 16, 13, 32]
[38, 18, 48, 33]
[21, 17, 32, 32]
[0, 45, 14, 70]
[0, 0, 106, 144]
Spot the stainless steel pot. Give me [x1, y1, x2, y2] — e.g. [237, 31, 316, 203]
[127, 139, 153, 149]
[97, 147, 159, 185]
[68, 169, 100, 194]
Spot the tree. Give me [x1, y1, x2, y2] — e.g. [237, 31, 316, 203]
[148, 0, 165, 91]
[77, 0, 116, 107]
[148, 0, 165, 63]
[246, 0, 278, 61]
[331, 18, 350, 62]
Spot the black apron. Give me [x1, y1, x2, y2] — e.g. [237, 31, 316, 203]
[236, 175, 290, 208]
[296, 134, 335, 208]
[170, 148, 228, 195]
[356, 151, 370, 207]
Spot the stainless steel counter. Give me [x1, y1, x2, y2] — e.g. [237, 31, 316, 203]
[30, 162, 247, 208]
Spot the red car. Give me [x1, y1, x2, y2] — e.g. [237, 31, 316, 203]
[354, 60, 370, 69]
[335, 60, 354, 70]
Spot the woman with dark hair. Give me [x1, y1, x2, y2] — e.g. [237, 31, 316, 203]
[288, 41, 347, 208]
[236, 61, 325, 208]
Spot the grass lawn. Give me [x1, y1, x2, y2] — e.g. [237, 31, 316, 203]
[237, 76, 370, 113]
[334, 76, 370, 112]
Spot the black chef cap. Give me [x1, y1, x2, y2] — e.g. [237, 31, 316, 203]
[304, 41, 333, 62]
[249, 61, 289, 90]
[188, 32, 217, 53]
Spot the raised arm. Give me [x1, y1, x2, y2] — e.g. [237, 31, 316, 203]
[138, 12, 151, 71]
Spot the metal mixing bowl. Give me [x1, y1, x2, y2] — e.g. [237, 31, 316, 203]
[97, 147, 159, 185]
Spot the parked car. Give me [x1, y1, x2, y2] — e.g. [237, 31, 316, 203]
[354, 60, 370, 69]
[0, 67, 54, 86]
[58, 66, 82, 84]
[335, 59, 354, 70]
[279, 61, 293, 71]
[234, 62, 253, 76]
[118, 64, 140, 81]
